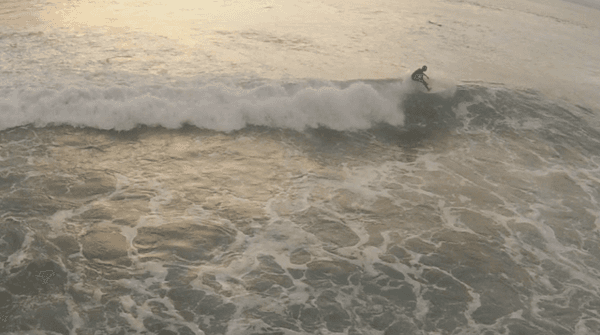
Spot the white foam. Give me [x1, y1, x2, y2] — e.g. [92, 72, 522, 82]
[120, 296, 136, 313]
[0, 80, 407, 132]
[46, 209, 74, 238]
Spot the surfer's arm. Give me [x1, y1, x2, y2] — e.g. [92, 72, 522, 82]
[424, 74, 430, 79]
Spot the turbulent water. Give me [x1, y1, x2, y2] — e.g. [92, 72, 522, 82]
[2, 1, 600, 335]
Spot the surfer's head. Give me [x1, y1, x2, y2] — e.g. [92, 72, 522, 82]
[422, 65, 427, 71]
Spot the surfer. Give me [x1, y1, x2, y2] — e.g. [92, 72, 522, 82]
[412, 65, 430, 91]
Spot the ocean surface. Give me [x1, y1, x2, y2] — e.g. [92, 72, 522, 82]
[1, 0, 600, 334]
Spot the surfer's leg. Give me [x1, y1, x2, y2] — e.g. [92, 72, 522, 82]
[421, 80, 430, 91]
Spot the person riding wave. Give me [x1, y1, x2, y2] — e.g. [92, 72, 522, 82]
[411, 65, 430, 91]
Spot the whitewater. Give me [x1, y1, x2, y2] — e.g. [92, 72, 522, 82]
[1, 0, 600, 334]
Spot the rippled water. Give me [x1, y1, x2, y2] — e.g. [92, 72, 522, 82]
[1, 0, 600, 335]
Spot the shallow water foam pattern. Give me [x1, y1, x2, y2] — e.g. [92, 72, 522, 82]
[1, 85, 600, 335]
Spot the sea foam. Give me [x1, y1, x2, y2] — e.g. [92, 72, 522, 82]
[0, 80, 407, 132]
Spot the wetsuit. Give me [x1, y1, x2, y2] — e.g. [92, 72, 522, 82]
[411, 68, 430, 91]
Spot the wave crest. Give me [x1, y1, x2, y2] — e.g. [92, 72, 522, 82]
[0, 80, 408, 131]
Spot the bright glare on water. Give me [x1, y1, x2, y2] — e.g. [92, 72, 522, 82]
[1, 1, 600, 335]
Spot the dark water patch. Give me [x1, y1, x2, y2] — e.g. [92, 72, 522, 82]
[0, 290, 14, 332]
[0, 260, 75, 332]
[82, 227, 130, 264]
[383, 319, 420, 335]
[455, 209, 509, 242]
[379, 244, 413, 266]
[3, 259, 67, 296]
[50, 235, 80, 256]
[242, 269, 294, 293]
[257, 254, 286, 274]
[247, 309, 301, 332]
[0, 125, 40, 142]
[0, 173, 24, 192]
[133, 221, 236, 263]
[421, 268, 471, 333]
[289, 248, 311, 265]
[402, 89, 463, 130]
[1, 190, 77, 216]
[287, 268, 304, 279]
[167, 287, 236, 335]
[316, 290, 352, 332]
[304, 259, 362, 287]
[417, 230, 534, 326]
[0, 219, 26, 262]
[360, 275, 416, 311]
[27, 171, 117, 200]
[373, 263, 405, 280]
[31, 302, 71, 335]
[293, 206, 360, 248]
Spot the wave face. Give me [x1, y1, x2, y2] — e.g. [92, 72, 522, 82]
[2, 80, 600, 335]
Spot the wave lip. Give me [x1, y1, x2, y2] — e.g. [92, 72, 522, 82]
[0, 80, 407, 132]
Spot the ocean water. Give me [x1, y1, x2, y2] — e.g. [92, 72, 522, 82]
[1, 0, 600, 334]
